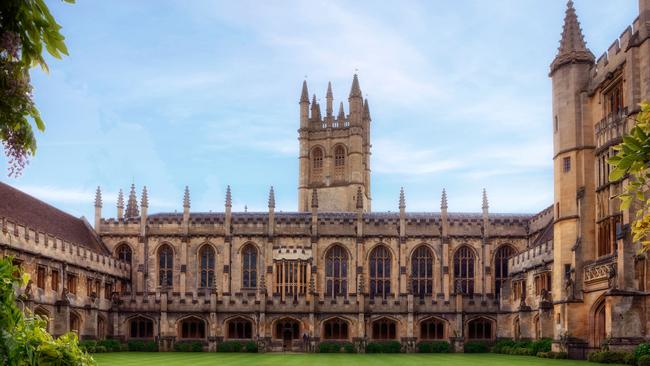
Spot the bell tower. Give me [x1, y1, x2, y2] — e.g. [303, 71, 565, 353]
[298, 75, 372, 212]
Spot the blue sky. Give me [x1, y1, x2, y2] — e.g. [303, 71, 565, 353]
[0, 0, 639, 220]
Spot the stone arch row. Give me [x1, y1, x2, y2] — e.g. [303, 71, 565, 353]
[32, 306, 108, 339]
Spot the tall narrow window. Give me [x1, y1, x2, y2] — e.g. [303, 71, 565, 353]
[333, 145, 345, 181]
[242, 245, 258, 289]
[563, 157, 571, 173]
[51, 269, 59, 292]
[454, 246, 475, 295]
[116, 244, 132, 264]
[36, 266, 45, 289]
[158, 244, 173, 287]
[604, 81, 624, 117]
[325, 245, 348, 298]
[369, 246, 391, 299]
[67, 274, 78, 294]
[199, 246, 215, 288]
[411, 246, 433, 298]
[69, 312, 81, 334]
[494, 245, 515, 297]
[311, 147, 324, 183]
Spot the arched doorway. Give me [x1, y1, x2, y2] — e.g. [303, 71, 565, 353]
[275, 319, 300, 350]
[97, 315, 106, 340]
[594, 299, 607, 348]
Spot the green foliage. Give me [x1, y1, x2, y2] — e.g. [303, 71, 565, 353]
[342, 342, 356, 354]
[492, 339, 515, 353]
[609, 103, 650, 251]
[493, 338, 552, 357]
[217, 341, 257, 353]
[365, 341, 401, 353]
[636, 343, 650, 361]
[639, 355, 650, 366]
[531, 338, 552, 354]
[127, 340, 158, 352]
[0, 0, 74, 176]
[417, 341, 451, 353]
[318, 342, 354, 353]
[464, 341, 489, 353]
[537, 351, 568, 359]
[0, 256, 95, 365]
[173, 341, 203, 352]
[588, 351, 632, 364]
[97, 339, 121, 352]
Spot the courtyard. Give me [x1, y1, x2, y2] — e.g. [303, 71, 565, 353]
[93, 353, 610, 366]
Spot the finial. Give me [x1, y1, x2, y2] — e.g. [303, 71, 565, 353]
[311, 188, 319, 208]
[225, 185, 232, 208]
[183, 186, 190, 208]
[363, 98, 371, 120]
[356, 187, 364, 209]
[399, 187, 406, 210]
[441, 189, 448, 210]
[482, 189, 489, 210]
[244, 204, 248, 213]
[300, 80, 309, 103]
[268, 186, 276, 209]
[141, 186, 148, 208]
[94, 186, 102, 208]
[338, 102, 345, 119]
[311, 94, 317, 105]
[349, 74, 362, 98]
[550, 0, 594, 74]
[326, 81, 333, 98]
[125, 183, 140, 218]
[117, 189, 124, 208]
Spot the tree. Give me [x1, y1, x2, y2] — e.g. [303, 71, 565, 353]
[608, 102, 650, 251]
[0, 0, 73, 177]
[0, 256, 95, 365]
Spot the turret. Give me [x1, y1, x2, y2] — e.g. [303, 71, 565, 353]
[94, 186, 102, 230]
[326, 82, 333, 117]
[140, 186, 148, 236]
[125, 184, 139, 218]
[300, 80, 310, 129]
[348, 74, 363, 126]
[116, 189, 124, 220]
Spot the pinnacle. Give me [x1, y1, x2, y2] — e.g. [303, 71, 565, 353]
[349, 74, 362, 98]
[141, 186, 149, 208]
[94, 186, 102, 208]
[268, 186, 276, 209]
[441, 189, 448, 210]
[183, 186, 190, 208]
[482, 188, 489, 210]
[300, 80, 309, 103]
[551, 0, 594, 73]
[311, 188, 318, 208]
[125, 184, 139, 218]
[363, 98, 371, 120]
[338, 102, 345, 119]
[326, 81, 333, 98]
[225, 185, 232, 208]
[399, 187, 406, 210]
[117, 189, 124, 208]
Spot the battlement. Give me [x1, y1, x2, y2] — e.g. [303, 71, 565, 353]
[508, 241, 553, 275]
[591, 16, 643, 84]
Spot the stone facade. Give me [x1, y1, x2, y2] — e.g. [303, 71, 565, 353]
[2, 0, 650, 357]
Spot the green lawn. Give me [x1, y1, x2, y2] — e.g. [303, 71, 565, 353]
[93, 353, 610, 366]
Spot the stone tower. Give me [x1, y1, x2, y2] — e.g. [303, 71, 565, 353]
[297, 75, 372, 212]
[549, 0, 596, 346]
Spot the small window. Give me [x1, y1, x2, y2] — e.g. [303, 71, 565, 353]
[36, 267, 46, 289]
[104, 283, 112, 300]
[563, 157, 571, 173]
[51, 270, 60, 292]
[87, 278, 93, 297]
[556, 203, 560, 218]
[67, 274, 78, 294]
[554, 116, 559, 133]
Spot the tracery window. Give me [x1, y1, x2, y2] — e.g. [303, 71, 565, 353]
[468, 318, 493, 340]
[275, 260, 308, 300]
[129, 317, 154, 339]
[311, 147, 324, 183]
[411, 246, 433, 297]
[228, 318, 252, 339]
[242, 245, 257, 289]
[333, 145, 345, 181]
[454, 246, 475, 295]
[116, 244, 132, 264]
[323, 318, 349, 340]
[494, 245, 515, 297]
[158, 244, 173, 287]
[420, 318, 445, 340]
[534, 272, 551, 296]
[199, 245, 215, 288]
[369, 246, 391, 299]
[597, 215, 621, 258]
[180, 317, 206, 339]
[325, 245, 348, 298]
[372, 318, 396, 340]
[512, 279, 526, 302]
[275, 319, 300, 340]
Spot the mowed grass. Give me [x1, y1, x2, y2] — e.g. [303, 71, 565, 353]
[93, 352, 607, 366]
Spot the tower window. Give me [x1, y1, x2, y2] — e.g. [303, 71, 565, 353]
[554, 116, 559, 133]
[311, 147, 324, 183]
[563, 157, 571, 173]
[333, 145, 345, 181]
[604, 81, 624, 117]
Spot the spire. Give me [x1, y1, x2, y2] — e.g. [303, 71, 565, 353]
[311, 188, 318, 208]
[94, 186, 102, 208]
[550, 0, 594, 74]
[326, 82, 333, 117]
[141, 186, 148, 208]
[356, 187, 364, 210]
[183, 186, 190, 208]
[225, 185, 232, 208]
[125, 184, 139, 218]
[363, 98, 371, 121]
[441, 189, 448, 210]
[315, 101, 322, 121]
[349, 74, 362, 98]
[268, 186, 275, 209]
[300, 80, 309, 103]
[482, 189, 489, 210]
[117, 189, 124, 209]
[338, 102, 345, 120]
[399, 187, 406, 210]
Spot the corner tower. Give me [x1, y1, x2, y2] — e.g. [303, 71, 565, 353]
[549, 0, 596, 347]
[298, 75, 372, 212]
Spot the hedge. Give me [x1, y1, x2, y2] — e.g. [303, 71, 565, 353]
[639, 355, 650, 366]
[537, 351, 568, 359]
[464, 341, 489, 353]
[365, 341, 401, 353]
[637, 344, 650, 362]
[173, 341, 203, 352]
[319, 342, 355, 353]
[417, 341, 451, 353]
[217, 341, 258, 353]
[127, 340, 158, 352]
[492, 338, 551, 356]
[588, 350, 634, 364]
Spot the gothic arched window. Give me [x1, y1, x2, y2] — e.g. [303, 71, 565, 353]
[411, 245, 433, 297]
[116, 244, 132, 264]
[454, 246, 475, 295]
[467, 318, 493, 340]
[158, 244, 173, 287]
[227, 317, 253, 339]
[311, 147, 324, 183]
[420, 318, 445, 340]
[494, 245, 515, 297]
[333, 145, 345, 180]
[179, 317, 206, 339]
[372, 318, 396, 340]
[323, 318, 349, 340]
[242, 244, 257, 289]
[325, 245, 348, 298]
[129, 316, 154, 339]
[369, 246, 391, 299]
[199, 245, 215, 288]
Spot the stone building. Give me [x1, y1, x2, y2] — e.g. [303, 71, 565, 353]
[1, 0, 650, 357]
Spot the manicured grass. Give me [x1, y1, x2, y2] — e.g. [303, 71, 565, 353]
[93, 352, 608, 366]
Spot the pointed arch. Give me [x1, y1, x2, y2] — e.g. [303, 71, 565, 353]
[241, 243, 258, 289]
[158, 244, 174, 287]
[226, 316, 254, 339]
[273, 317, 302, 340]
[494, 244, 516, 297]
[411, 245, 434, 297]
[592, 296, 607, 348]
[466, 316, 495, 340]
[178, 315, 207, 339]
[369, 245, 392, 299]
[325, 244, 348, 298]
[115, 242, 133, 264]
[128, 315, 155, 339]
[322, 316, 350, 340]
[198, 244, 215, 289]
[371, 316, 398, 340]
[419, 316, 447, 340]
[453, 245, 476, 295]
[34, 307, 50, 332]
